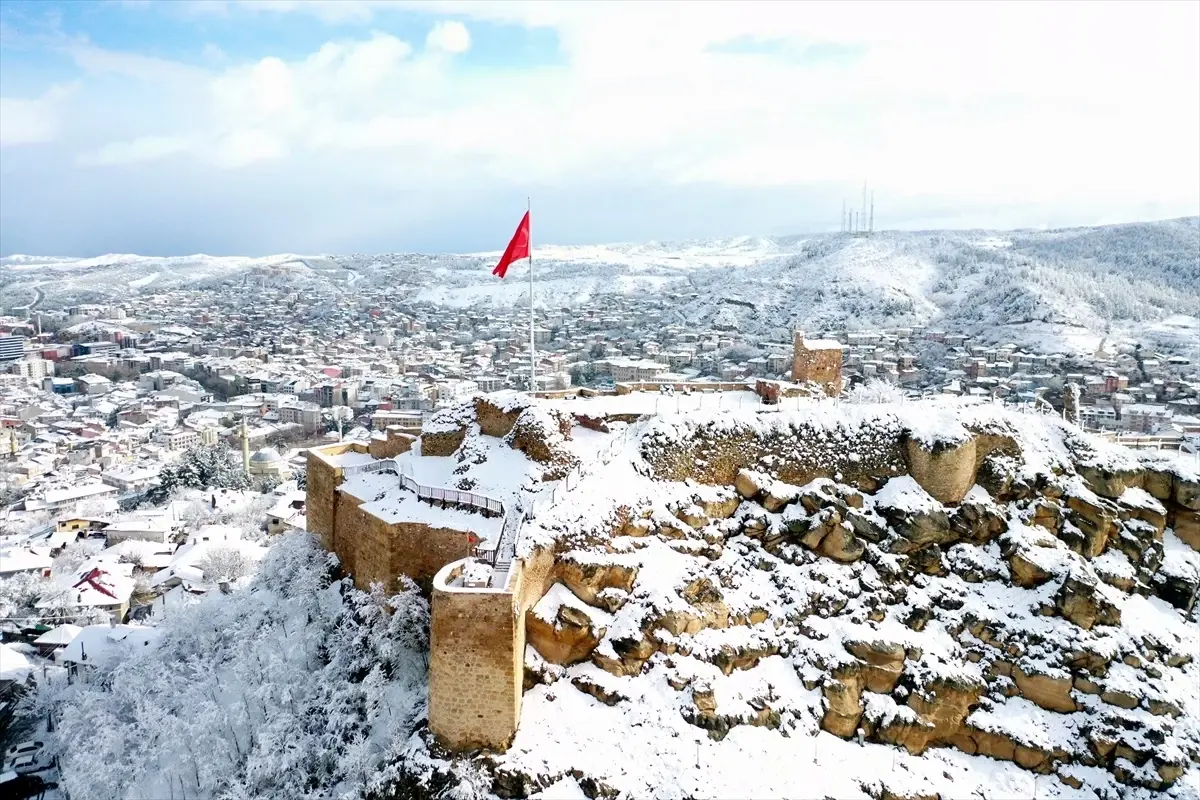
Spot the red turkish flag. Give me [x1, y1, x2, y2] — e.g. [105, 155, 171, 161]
[492, 211, 530, 279]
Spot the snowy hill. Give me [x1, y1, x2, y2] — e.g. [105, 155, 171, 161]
[3, 217, 1197, 354]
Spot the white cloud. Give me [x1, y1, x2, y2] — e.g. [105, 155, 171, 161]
[3, 0, 1198, 253]
[202, 42, 228, 63]
[79, 135, 193, 165]
[425, 20, 471, 54]
[0, 84, 75, 147]
[213, 129, 289, 168]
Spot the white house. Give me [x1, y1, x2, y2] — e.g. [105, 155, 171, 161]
[59, 624, 161, 682]
[0, 547, 53, 578]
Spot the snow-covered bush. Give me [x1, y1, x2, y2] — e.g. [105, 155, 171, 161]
[845, 378, 906, 404]
[195, 546, 255, 583]
[52, 538, 105, 575]
[36, 532, 430, 800]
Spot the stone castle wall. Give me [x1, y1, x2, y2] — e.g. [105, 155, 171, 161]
[307, 441, 480, 591]
[428, 547, 558, 752]
[308, 439, 556, 753]
[905, 437, 979, 505]
[644, 422, 1016, 505]
[421, 428, 467, 457]
[306, 442, 366, 553]
[645, 419, 910, 494]
[333, 493, 477, 590]
[791, 335, 843, 395]
[368, 428, 416, 460]
[430, 563, 522, 752]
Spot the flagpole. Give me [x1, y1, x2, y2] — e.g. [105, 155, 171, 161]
[528, 196, 535, 394]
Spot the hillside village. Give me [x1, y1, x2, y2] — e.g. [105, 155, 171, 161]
[3, 280, 1198, 505]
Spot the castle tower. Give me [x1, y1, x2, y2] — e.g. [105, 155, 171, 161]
[791, 330, 845, 395]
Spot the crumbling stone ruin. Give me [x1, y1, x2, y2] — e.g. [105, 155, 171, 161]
[791, 330, 844, 395]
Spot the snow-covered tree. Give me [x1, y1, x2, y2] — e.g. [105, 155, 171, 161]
[34, 532, 430, 800]
[176, 489, 275, 543]
[845, 378, 906, 404]
[0, 572, 110, 626]
[195, 547, 253, 583]
[149, 444, 250, 504]
[0, 571, 46, 621]
[52, 538, 105, 575]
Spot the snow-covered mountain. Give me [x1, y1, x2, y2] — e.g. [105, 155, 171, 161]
[3, 217, 1197, 354]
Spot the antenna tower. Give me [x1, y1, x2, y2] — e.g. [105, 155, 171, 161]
[840, 181, 876, 237]
[861, 181, 867, 233]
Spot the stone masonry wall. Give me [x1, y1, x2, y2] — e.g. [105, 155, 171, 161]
[333, 493, 478, 591]
[474, 395, 530, 438]
[306, 443, 367, 552]
[428, 548, 558, 752]
[906, 437, 979, 505]
[644, 424, 1018, 506]
[645, 419, 909, 493]
[421, 428, 467, 457]
[791, 337, 843, 395]
[368, 428, 416, 460]
[430, 565, 521, 751]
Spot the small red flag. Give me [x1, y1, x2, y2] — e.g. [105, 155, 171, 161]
[492, 210, 530, 279]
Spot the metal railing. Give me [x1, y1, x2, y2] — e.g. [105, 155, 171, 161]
[476, 505, 523, 582]
[342, 458, 504, 517]
[340, 425, 637, 587]
[402, 474, 504, 516]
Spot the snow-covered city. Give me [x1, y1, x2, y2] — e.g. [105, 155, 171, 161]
[2, 1, 1199, 799]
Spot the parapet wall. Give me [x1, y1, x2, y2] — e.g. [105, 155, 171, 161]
[642, 414, 1018, 504]
[334, 493, 478, 590]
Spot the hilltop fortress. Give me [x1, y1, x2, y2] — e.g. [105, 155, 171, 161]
[307, 385, 1200, 795]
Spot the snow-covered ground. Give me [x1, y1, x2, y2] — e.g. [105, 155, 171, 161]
[4, 217, 1196, 355]
[399, 392, 1200, 799]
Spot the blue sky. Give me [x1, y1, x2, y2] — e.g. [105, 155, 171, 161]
[1, 0, 1197, 257]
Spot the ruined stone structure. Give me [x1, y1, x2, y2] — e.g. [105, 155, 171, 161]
[306, 394, 562, 752]
[309, 390, 1200, 793]
[790, 330, 844, 395]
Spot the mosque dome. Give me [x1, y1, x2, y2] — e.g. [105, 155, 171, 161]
[249, 447, 283, 464]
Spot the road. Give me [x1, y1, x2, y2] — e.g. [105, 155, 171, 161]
[10, 284, 44, 312]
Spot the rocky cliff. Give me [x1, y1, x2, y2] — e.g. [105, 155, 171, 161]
[403, 400, 1200, 800]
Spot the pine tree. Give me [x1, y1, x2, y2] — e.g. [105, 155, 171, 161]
[148, 444, 251, 504]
